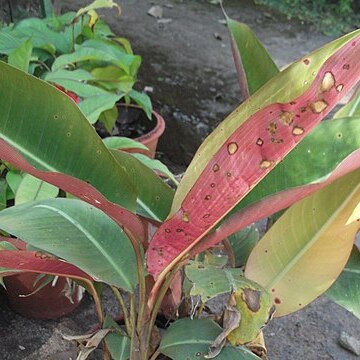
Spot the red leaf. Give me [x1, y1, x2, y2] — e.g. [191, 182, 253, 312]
[147, 36, 360, 278]
[192, 149, 360, 255]
[0, 139, 146, 245]
[54, 84, 80, 104]
[0, 250, 93, 281]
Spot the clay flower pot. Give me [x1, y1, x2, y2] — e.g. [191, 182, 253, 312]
[97, 103, 165, 158]
[131, 107, 165, 158]
[4, 273, 84, 320]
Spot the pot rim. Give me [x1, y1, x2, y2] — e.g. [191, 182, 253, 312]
[116, 103, 165, 147]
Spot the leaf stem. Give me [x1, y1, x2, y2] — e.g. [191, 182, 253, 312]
[129, 293, 139, 360]
[149, 349, 160, 360]
[144, 262, 184, 360]
[111, 286, 131, 336]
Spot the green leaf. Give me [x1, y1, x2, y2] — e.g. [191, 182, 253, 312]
[7, 38, 32, 72]
[5, 171, 22, 195]
[15, 18, 71, 54]
[79, 93, 122, 124]
[0, 178, 7, 210]
[0, 61, 137, 212]
[128, 90, 153, 119]
[132, 153, 178, 186]
[226, 16, 279, 97]
[103, 136, 149, 151]
[76, 0, 121, 18]
[44, 69, 96, 83]
[40, 0, 54, 18]
[335, 87, 360, 118]
[228, 225, 260, 267]
[245, 169, 360, 316]
[0, 30, 25, 55]
[52, 40, 140, 75]
[0, 198, 138, 291]
[91, 66, 135, 93]
[327, 247, 360, 319]
[160, 318, 259, 360]
[111, 150, 174, 221]
[99, 105, 119, 133]
[15, 173, 58, 205]
[103, 316, 130, 360]
[45, 70, 108, 98]
[185, 263, 243, 302]
[0, 241, 17, 250]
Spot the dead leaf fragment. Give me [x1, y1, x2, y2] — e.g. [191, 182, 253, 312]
[205, 294, 241, 359]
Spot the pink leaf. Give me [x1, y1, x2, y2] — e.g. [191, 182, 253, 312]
[147, 36, 360, 278]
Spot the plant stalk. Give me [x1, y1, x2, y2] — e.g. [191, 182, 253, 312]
[111, 286, 131, 336]
[129, 293, 139, 360]
[143, 263, 184, 360]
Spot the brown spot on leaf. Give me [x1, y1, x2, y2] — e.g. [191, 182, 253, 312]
[165, 228, 171, 233]
[35, 252, 54, 260]
[279, 111, 294, 126]
[274, 297, 281, 304]
[336, 84, 344, 92]
[343, 64, 350, 70]
[321, 71, 335, 92]
[210, 183, 216, 188]
[267, 122, 277, 135]
[271, 138, 284, 144]
[292, 126, 304, 136]
[176, 228, 183, 232]
[205, 195, 211, 200]
[260, 160, 274, 169]
[226, 172, 232, 177]
[242, 288, 261, 312]
[212, 163, 220, 172]
[256, 138, 264, 146]
[203, 214, 210, 219]
[303, 58, 310, 65]
[227, 142, 239, 155]
[182, 212, 190, 222]
[310, 100, 328, 113]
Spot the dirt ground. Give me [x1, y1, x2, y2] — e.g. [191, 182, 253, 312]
[0, 0, 359, 359]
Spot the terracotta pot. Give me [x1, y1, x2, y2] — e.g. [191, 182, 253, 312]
[4, 273, 83, 320]
[116, 104, 165, 158]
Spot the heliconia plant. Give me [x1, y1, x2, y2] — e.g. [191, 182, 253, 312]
[0, 10, 359, 360]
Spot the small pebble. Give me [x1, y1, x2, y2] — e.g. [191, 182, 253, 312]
[19, 345, 25, 350]
[148, 5, 163, 19]
[339, 331, 360, 355]
[214, 32, 222, 40]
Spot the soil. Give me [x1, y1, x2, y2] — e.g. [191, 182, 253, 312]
[96, 105, 157, 139]
[0, 0, 359, 359]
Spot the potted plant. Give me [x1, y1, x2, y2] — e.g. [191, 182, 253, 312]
[0, 12, 358, 360]
[0, 0, 163, 157]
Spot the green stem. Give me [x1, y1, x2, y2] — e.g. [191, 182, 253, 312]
[129, 293, 138, 360]
[111, 286, 131, 336]
[197, 302, 206, 318]
[143, 263, 183, 360]
[88, 281, 104, 324]
[149, 349, 160, 360]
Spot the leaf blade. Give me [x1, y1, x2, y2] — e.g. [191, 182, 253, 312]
[245, 170, 360, 316]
